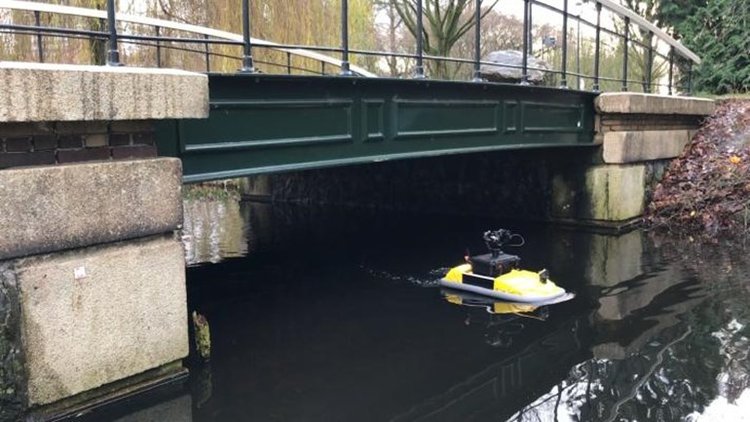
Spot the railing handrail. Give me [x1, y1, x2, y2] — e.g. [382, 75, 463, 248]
[0, 0, 701, 94]
[0, 0, 378, 77]
[596, 0, 700, 64]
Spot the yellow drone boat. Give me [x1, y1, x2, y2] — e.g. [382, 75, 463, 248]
[440, 229, 570, 303]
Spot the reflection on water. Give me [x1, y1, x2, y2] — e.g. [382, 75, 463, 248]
[513, 294, 750, 422]
[183, 198, 250, 265]
[118, 196, 750, 420]
[440, 289, 576, 349]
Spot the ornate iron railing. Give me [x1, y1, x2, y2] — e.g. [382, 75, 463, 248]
[0, 0, 699, 94]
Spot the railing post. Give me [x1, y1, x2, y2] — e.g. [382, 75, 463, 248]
[414, 0, 426, 79]
[204, 34, 211, 72]
[155, 26, 162, 68]
[668, 47, 674, 95]
[687, 61, 692, 95]
[575, 1, 581, 89]
[560, 0, 568, 88]
[472, 0, 483, 81]
[592, 1, 601, 92]
[621, 16, 629, 91]
[340, 0, 354, 76]
[527, 1, 533, 56]
[240, 0, 256, 72]
[521, 0, 530, 85]
[321, 61, 326, 75]
[106, 0, 122, 66]
[287, 52, 292, 75]
[645, 33, 653, 93]
[34, 10, 44, 63]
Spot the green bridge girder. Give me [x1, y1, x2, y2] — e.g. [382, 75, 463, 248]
[156, 75, 598, 183]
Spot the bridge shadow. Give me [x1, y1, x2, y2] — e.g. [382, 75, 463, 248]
[174, 199, 732, 421]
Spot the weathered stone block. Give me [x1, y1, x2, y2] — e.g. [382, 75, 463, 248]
[602, 130, 691, 163]
[552, 164, 646, 222]
[587, 164, 646, 221]
[0, 235, 188, 407]
[0, 158, 183, 260]
[595, 93, 715, 115]
[0, 62, 208, 122]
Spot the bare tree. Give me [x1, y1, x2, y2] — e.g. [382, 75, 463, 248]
[390, 0, 500, 79]
[374, 0, 414, 77]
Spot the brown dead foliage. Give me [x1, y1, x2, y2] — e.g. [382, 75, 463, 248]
[645, 100, 750, 237]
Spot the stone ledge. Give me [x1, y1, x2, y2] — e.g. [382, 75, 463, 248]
[603, 130, 692, 163]
[1, 235, 188, 406]
[595, 93, 715, 116]
[0, 158, 182, 260]
[0, 62, 208, 122]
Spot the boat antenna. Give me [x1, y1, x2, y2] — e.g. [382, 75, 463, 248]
[483, 229, 525, 257]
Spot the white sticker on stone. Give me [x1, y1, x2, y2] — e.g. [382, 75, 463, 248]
[74, 266, 87, 280]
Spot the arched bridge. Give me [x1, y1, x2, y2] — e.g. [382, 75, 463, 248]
[0, 0, 701, 182]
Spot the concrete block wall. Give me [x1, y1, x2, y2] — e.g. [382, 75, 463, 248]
[0, 62, 208, 420]
[0, 159, 189, 419]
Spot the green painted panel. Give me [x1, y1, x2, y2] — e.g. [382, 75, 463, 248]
[503, 101, 519, 133]
[156, 75, 598, 182]
[179, 100, 353, 153]
[521, 102, 584, 133]
[363, 100, 384, 142]
[394, 100, 499, 139]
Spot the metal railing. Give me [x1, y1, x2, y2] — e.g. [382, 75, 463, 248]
[0, 0, 700, 94]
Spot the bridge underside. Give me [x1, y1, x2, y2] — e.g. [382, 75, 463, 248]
[156, 75, 596, 183]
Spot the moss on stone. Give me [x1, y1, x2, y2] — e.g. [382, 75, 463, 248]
[192, 311, 211, 362]
[0, 263, 27, 421]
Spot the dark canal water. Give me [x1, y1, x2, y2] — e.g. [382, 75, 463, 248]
[98, 197, 750, 421]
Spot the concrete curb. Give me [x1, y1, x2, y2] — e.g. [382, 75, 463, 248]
[0, 62, 208, 122]
[596, 93, 715, 116]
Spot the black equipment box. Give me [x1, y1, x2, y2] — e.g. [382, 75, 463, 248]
[470, 253, 520, 277]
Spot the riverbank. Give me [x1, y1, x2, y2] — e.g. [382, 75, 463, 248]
[645, 99, 750, 236]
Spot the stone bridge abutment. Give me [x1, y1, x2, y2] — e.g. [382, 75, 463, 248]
[0, 62, 207, 419]
[550, 92, 714, 227]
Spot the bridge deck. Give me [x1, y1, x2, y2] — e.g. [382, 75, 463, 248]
[156, 75, 597, 183]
